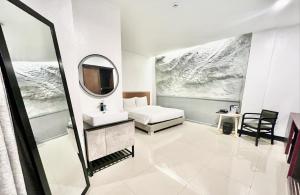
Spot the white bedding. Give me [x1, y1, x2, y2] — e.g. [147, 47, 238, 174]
[126, 106, 184, 125]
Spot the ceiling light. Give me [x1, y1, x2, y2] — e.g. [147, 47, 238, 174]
[172, 2, 179, 8]
[272, 0, 291, 11]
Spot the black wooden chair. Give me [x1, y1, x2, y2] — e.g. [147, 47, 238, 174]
[239, 109, 279, 146]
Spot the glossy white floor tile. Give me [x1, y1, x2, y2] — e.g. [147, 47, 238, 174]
[87, 121, 289, 195]
[179, 167, 251, 195]
[88, 181, 135, 195]
[38, 135, 87, 195]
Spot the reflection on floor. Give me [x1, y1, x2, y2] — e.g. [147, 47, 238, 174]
[87, 121, 288, 195]
[38, 134, 86, 195]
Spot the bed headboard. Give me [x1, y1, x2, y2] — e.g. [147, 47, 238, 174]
[123, 91, 150, 105]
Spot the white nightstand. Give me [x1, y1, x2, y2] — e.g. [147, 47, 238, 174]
[217, 113, 242, 137]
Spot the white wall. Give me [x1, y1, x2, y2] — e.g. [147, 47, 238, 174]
[0, 0, 61, 61]
[123, 25, 300, 137]
[122, 50, 156, 104]
[241, 25, 300, 137]
[72, 0, 123, 114]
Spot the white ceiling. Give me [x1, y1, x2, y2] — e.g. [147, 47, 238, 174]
[112, 0, 300, 56]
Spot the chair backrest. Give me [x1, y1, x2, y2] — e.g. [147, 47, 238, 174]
[260, 109, 279, 124]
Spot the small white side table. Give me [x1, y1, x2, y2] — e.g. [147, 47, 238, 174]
[217, 113, 242, 137]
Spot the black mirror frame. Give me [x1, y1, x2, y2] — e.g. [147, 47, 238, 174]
[0, 0, 90, 194]
[78, 54, 120, 98]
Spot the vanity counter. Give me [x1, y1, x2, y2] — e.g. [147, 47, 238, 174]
[83, 118, 134, 131]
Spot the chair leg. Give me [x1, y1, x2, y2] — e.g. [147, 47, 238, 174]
[255, 130, 260, 146]
[271, 128, 274, 145]
[239, 125, 243, 137]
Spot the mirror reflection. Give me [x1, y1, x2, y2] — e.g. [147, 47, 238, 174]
[0, 1, 87, 194]
[78, 54, 119, 97]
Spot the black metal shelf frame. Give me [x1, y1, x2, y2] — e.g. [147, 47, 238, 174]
[87, 147, 134, 176]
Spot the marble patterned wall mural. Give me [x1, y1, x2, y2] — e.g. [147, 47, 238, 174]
[13, 61, 68, 118]
[155, 34, 252, 101]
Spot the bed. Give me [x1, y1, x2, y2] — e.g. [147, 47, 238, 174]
[123, 91, 185, 135]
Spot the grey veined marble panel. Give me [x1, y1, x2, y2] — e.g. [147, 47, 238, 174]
[156, 34, 252, 101]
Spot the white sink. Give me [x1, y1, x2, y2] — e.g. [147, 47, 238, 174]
[83, 111, 129, 126]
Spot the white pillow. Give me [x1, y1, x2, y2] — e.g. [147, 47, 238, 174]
[136, 96, 148, 107]
[123, 98, 136, 109]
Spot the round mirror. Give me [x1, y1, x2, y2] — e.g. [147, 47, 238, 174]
[78, 54, 119, 97]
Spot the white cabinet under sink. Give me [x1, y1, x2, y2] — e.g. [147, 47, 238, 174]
[84, 119, 135, 176]
[83, 111, 128, 126]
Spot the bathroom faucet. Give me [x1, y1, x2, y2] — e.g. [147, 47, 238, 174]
[99, 101, 107, 112]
